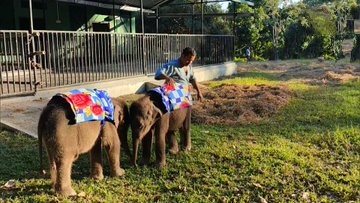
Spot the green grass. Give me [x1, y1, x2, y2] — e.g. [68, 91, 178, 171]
[1, 70, 360, 202]
[209, 72, 280, 88]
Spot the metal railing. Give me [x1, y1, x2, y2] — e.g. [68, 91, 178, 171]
[0, 30, 234, 97]
[0, 30, 34, 96]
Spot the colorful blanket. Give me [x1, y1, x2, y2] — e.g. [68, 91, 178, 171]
[56, 89, 114, 124]
[149, 83, 192, 112]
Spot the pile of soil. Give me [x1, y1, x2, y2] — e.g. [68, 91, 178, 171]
[192, 84, 292, 126]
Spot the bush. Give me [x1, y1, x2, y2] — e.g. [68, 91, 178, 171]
[234, 57, 247, 63]
[351, 34, 360, 62]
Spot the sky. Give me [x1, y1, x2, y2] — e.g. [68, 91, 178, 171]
[220, 2, 229, 10]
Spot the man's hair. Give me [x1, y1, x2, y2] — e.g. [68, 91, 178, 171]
[182, 47, 196, 56]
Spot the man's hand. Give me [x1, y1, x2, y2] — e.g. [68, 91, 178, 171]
[197, 92, 204, 102]
[165, 76, 175, 87]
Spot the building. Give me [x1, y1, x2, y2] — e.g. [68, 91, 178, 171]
[0, 0, 161, 33]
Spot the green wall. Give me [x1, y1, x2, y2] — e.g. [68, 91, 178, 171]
[0, 0, 136, 33]
[0, 0, 16, 30]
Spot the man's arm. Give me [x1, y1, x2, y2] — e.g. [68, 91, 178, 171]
[190, 79, 203, 102]
[155, 65, 175, 86]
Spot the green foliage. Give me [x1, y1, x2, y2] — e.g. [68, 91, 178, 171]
[324, 53, 336, 60]
[1, 61, 360, 202]
[303, 0, 333, 6]
[233, 56, 247, 63]
[351, 34, 360, 61]
[307, 10, 336, 36]
[232, 0, 355, 60]
[350, 3, 360, 19]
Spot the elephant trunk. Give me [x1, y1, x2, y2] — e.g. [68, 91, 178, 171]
[120, 128, 131, 158]
[132, 136, 140, 167]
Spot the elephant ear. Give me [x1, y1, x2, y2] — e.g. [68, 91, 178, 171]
[112, 103, 121, 128]
[151, 105, 163, 121]
[148, 91, 168, 114]
[112, 98, 128, 129]
[138, 96, 163, 127]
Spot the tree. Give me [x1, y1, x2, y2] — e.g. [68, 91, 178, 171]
[282, 3, 309, 59]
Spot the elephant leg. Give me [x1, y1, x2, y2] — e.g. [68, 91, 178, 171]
[54, 156, 76, 196]
[90, 137, 104, 180]
[45, 144, 57, 189]
[155, 118, 168, 169]
[167, 131, 179, 155]
[180, 109, 192, 152]
[140, 128, 154, 166]
[49, 156, 57, 189]
[102, 124, 125, 177]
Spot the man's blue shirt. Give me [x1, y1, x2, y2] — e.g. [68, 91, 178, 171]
[154, 59, 195, 86]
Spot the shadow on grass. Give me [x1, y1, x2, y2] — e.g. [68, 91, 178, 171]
[0, 180, 52, 199]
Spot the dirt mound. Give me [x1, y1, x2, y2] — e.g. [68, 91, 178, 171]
[192, 84, 292, 126]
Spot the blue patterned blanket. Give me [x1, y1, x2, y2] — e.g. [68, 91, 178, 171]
[149, 83, 192, 112]
[56, 89, 114, 124]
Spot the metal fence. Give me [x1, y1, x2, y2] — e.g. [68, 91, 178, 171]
[0, 30, 33, 96]
[0, 30, 234, 97]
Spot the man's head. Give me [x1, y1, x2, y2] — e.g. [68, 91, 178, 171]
[180, 47, 196, 67]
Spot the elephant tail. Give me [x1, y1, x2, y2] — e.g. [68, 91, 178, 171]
[38, 133, 44, 175]
[37, 98, 57, 176]
[38, 108, 45, 175]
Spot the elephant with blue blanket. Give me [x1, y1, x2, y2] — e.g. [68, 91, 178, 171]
[38, 89, 130, 196]
[130, 84, 194, 169]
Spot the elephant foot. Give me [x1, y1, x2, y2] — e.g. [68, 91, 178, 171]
[55, 185, 77, 197]
[169, 147, 179, 155]
[156, 162, 166, 170]
[90, 173, 104, 180]
[132, 162, 138, 168]
[112, 167, 125, 177]
[182, 145, 192, 152]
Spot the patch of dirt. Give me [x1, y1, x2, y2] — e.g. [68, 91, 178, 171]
[192, 84, 292, 126]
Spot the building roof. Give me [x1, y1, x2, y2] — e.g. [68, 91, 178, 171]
[85, 0, 174, 10]
[57, 0, 254, 13]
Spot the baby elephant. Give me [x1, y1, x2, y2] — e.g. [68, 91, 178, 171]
[38, 89, 129, 196]
[130, 85, 192, 169]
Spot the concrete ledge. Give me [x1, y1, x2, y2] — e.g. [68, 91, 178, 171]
[194, 62, 237, 82]
[1, 62, 237, 104]
[0, 120, 37, 138]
